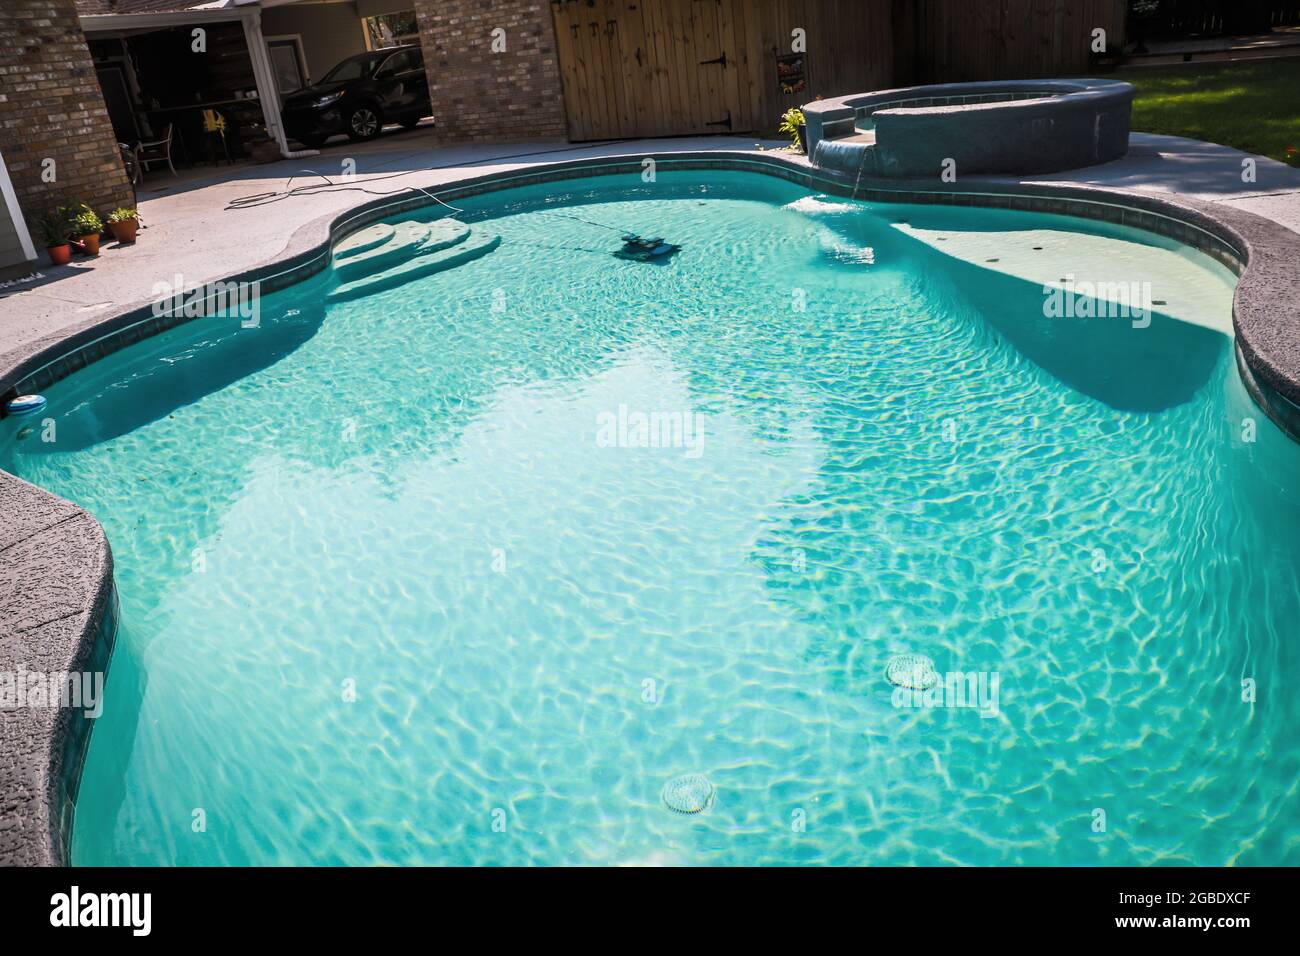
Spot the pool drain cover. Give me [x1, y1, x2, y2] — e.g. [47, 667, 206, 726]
[662, 773, 715, 814]
[885, 654, 939, 690]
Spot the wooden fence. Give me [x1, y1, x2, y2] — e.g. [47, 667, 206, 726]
[903, 0, 1128, 83]
[548, 0, 1299, 140]
[1139, 0, 1300, 38]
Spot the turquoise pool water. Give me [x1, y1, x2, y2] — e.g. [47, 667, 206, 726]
[5, 171, 1299, 865]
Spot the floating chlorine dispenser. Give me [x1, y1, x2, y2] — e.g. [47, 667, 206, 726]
[5, 394, 47, 417]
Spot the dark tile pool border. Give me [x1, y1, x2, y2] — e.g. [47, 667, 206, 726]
[1, 148, 1296, 866]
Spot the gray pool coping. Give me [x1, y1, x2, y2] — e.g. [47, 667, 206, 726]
[0, 474, 115, 867]
[1, 146, 1297, 866]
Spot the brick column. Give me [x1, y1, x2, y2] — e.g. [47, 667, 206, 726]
[412, 0, 568, 142]
[0, 0, 134, 239]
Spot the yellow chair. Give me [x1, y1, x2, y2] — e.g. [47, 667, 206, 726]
[201, 109, 227, 134]
[202, 109, 231, 165]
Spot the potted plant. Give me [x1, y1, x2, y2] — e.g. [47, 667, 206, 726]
[779, 107, 807, 154]
[71, 204, 103, 255]
[37, 208, 73, 266]
[107, 206, 142, 244]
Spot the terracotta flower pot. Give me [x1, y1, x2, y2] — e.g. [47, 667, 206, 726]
[79, 233, 100, 255]
[108, 219, 139, 244]
[47, 243, 72, 266]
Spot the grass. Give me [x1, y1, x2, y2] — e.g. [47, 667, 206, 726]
[1121, 58, 1300, 164]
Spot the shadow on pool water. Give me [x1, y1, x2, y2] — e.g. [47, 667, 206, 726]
[13, 293, 328, 454]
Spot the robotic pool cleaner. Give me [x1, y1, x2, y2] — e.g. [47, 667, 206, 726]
[528, 212, 680, 263]
[614, 233, 681, 262]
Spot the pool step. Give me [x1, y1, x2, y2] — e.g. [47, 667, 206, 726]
[333, 219, 471, 283]
[333, 222, 397, 260]
[327, 226, 500, 303]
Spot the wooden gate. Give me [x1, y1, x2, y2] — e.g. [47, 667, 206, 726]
[551, 0, 898, 141]
[551, 0, 760, 141]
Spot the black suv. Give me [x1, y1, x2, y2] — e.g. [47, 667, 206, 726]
[281, 46, 431, 147]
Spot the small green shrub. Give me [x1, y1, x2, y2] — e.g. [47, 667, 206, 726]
[71, 203, 103, 236]
[779, 107, 806, 152]
[36, 208, 74, 246]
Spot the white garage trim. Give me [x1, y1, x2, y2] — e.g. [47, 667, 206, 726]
[0, 149, 37, 264]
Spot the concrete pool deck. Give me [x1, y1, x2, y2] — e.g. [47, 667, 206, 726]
[2, 128, 1299, 866]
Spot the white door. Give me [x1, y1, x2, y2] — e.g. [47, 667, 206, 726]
[268, 39, 306, 95]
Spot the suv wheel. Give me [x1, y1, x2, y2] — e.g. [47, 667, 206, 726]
[346, 105, 382, 141]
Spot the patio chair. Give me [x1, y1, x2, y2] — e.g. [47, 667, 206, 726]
[136, 123, 176, 179]
[118, 141, 140, 188]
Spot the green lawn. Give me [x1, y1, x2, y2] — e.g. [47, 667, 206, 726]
[1122, 58, 1300, 164]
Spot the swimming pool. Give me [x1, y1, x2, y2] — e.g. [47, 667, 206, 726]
[4, 171, 1298, 865]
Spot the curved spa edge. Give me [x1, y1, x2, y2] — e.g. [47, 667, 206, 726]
[806, 78, 1135, 177]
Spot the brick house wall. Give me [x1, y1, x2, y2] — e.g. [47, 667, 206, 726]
[411, 0, 567, 142]
[0, 0, 133, 244]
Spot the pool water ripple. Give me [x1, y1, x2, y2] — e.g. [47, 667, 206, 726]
[3, 172, 1298, 866]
